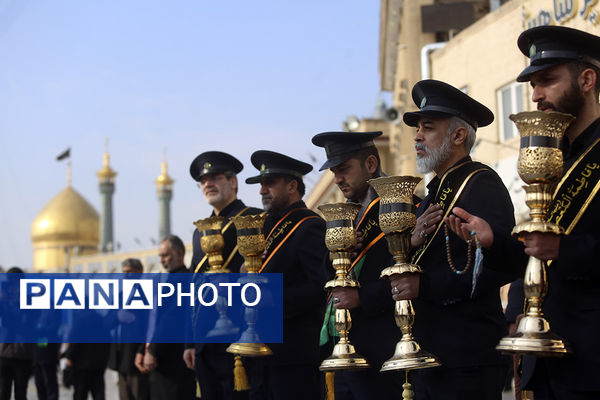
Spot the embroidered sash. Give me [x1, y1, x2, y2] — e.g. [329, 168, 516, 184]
[260, 208, 320, 272]
[349, 197, 385, 279]
[547, 136, 600, 234]
[411, 162, 490, 265]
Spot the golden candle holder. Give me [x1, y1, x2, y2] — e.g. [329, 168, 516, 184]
[496, 111, 573, 356]
[318, 202, 370, 371]
[193, 216, 230, 273]
[193, 216, 239, 338]
[226, 214, 273, 357]
[368, 176, 441, 374]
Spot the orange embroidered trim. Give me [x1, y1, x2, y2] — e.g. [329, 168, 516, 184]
[260, 215, 320, 272]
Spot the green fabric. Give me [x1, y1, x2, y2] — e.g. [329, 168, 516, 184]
[319, 256, 366, 346]
[319, 301, 337, 346]
[352, 255, 366, 280]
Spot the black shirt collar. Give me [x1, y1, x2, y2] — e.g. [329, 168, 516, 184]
[269, 200, 306, 221]
[426, 156, 473, 194]
[265, 200, 306, 234]
[211, 199, 245, 218]
[171, 265, 188, 273]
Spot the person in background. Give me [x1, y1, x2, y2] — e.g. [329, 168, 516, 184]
[140, 235, 195, 400]
[0, 267, 35, 400]
[108, 258, 149, 400]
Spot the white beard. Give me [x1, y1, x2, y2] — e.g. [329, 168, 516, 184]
[416, 136, 452, 174]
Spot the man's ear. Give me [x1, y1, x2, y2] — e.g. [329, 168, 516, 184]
[230, 175, 238, 191]
[287, 178, 298, 194]
[364, 154, 378, 175]
[451, 126, 468, 147]
[579, 68, 597, 95]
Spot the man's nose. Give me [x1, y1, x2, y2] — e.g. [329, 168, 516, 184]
[532, 85, 545, 103]
[414, 128, 423, 142]
[333, 173, 343, 185]
[259, 183, 268, 195]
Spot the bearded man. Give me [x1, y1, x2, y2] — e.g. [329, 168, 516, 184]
[390, 79, 516, 400]
[449, 26, 600, 399]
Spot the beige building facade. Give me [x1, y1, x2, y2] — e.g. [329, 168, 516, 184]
[307, 0, 600, 217]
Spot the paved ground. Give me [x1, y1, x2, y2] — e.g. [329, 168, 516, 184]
[19, 370, 514, 399]
[23, 369, 119, 400]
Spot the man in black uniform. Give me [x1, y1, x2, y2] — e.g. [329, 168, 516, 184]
[184, 151, 261, 400]
[245, 150, 329, 400]
[143, 235, 195, 400]
[454, 26, 600, 399]
[311, 132, 401, 399]
[389, 80, 515, 400]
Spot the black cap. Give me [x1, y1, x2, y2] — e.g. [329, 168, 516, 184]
[246, 150, 313, 184]
[403, 80, 494, 129]
[517, 26, 600, 82]
[189, 151, 243, 182]
[311, 131, 382, 171]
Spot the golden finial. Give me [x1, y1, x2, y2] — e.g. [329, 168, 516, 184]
[156, 146, 174, 188]
[96, 137, 117, 183]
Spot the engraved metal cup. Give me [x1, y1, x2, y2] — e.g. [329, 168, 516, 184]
[193, 216, 239, 337]
[318, 202, 370, 371]
[369, 176, 440, 372]
[193, 216, 229, 273]
[232, 214, 268, 273]
[226, 213, 272, 357]
[496, 111, 573, 356]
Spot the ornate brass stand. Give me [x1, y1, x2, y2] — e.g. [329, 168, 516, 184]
[193, 216, 238, 338]
[368, 177, 441, 376]
[496, 111, 573, 356]
[226, 214, 273, 357]
[318, 203, 370, 371]
[227, 214, 273, 357]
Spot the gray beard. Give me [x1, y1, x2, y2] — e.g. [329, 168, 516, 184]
[416, 136, 452, 174]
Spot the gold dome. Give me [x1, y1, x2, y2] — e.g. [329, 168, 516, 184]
[31, 186, 100, 271]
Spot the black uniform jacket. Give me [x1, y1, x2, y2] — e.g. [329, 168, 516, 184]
[344, 190, 400, 370]
[412, 157, 515, 369]
[64, 343, 111, 371]
[261, 201, 329, 366]
[108, 342, 142, 374]
[500, 118, 600, 391]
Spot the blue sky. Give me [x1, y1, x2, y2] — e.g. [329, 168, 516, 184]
[0, 0, 387, 269]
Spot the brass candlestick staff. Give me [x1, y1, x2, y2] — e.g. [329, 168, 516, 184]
[368, 176, 440, 384]
[226, 214, 273, 357]
[225, 214, 272, 391]
[193, 216, 238, 338]
[318, 202, 370, 371]
[496, 110, 573, 356]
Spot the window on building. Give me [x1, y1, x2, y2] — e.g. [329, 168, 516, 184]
[497, 82, 524, 141]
